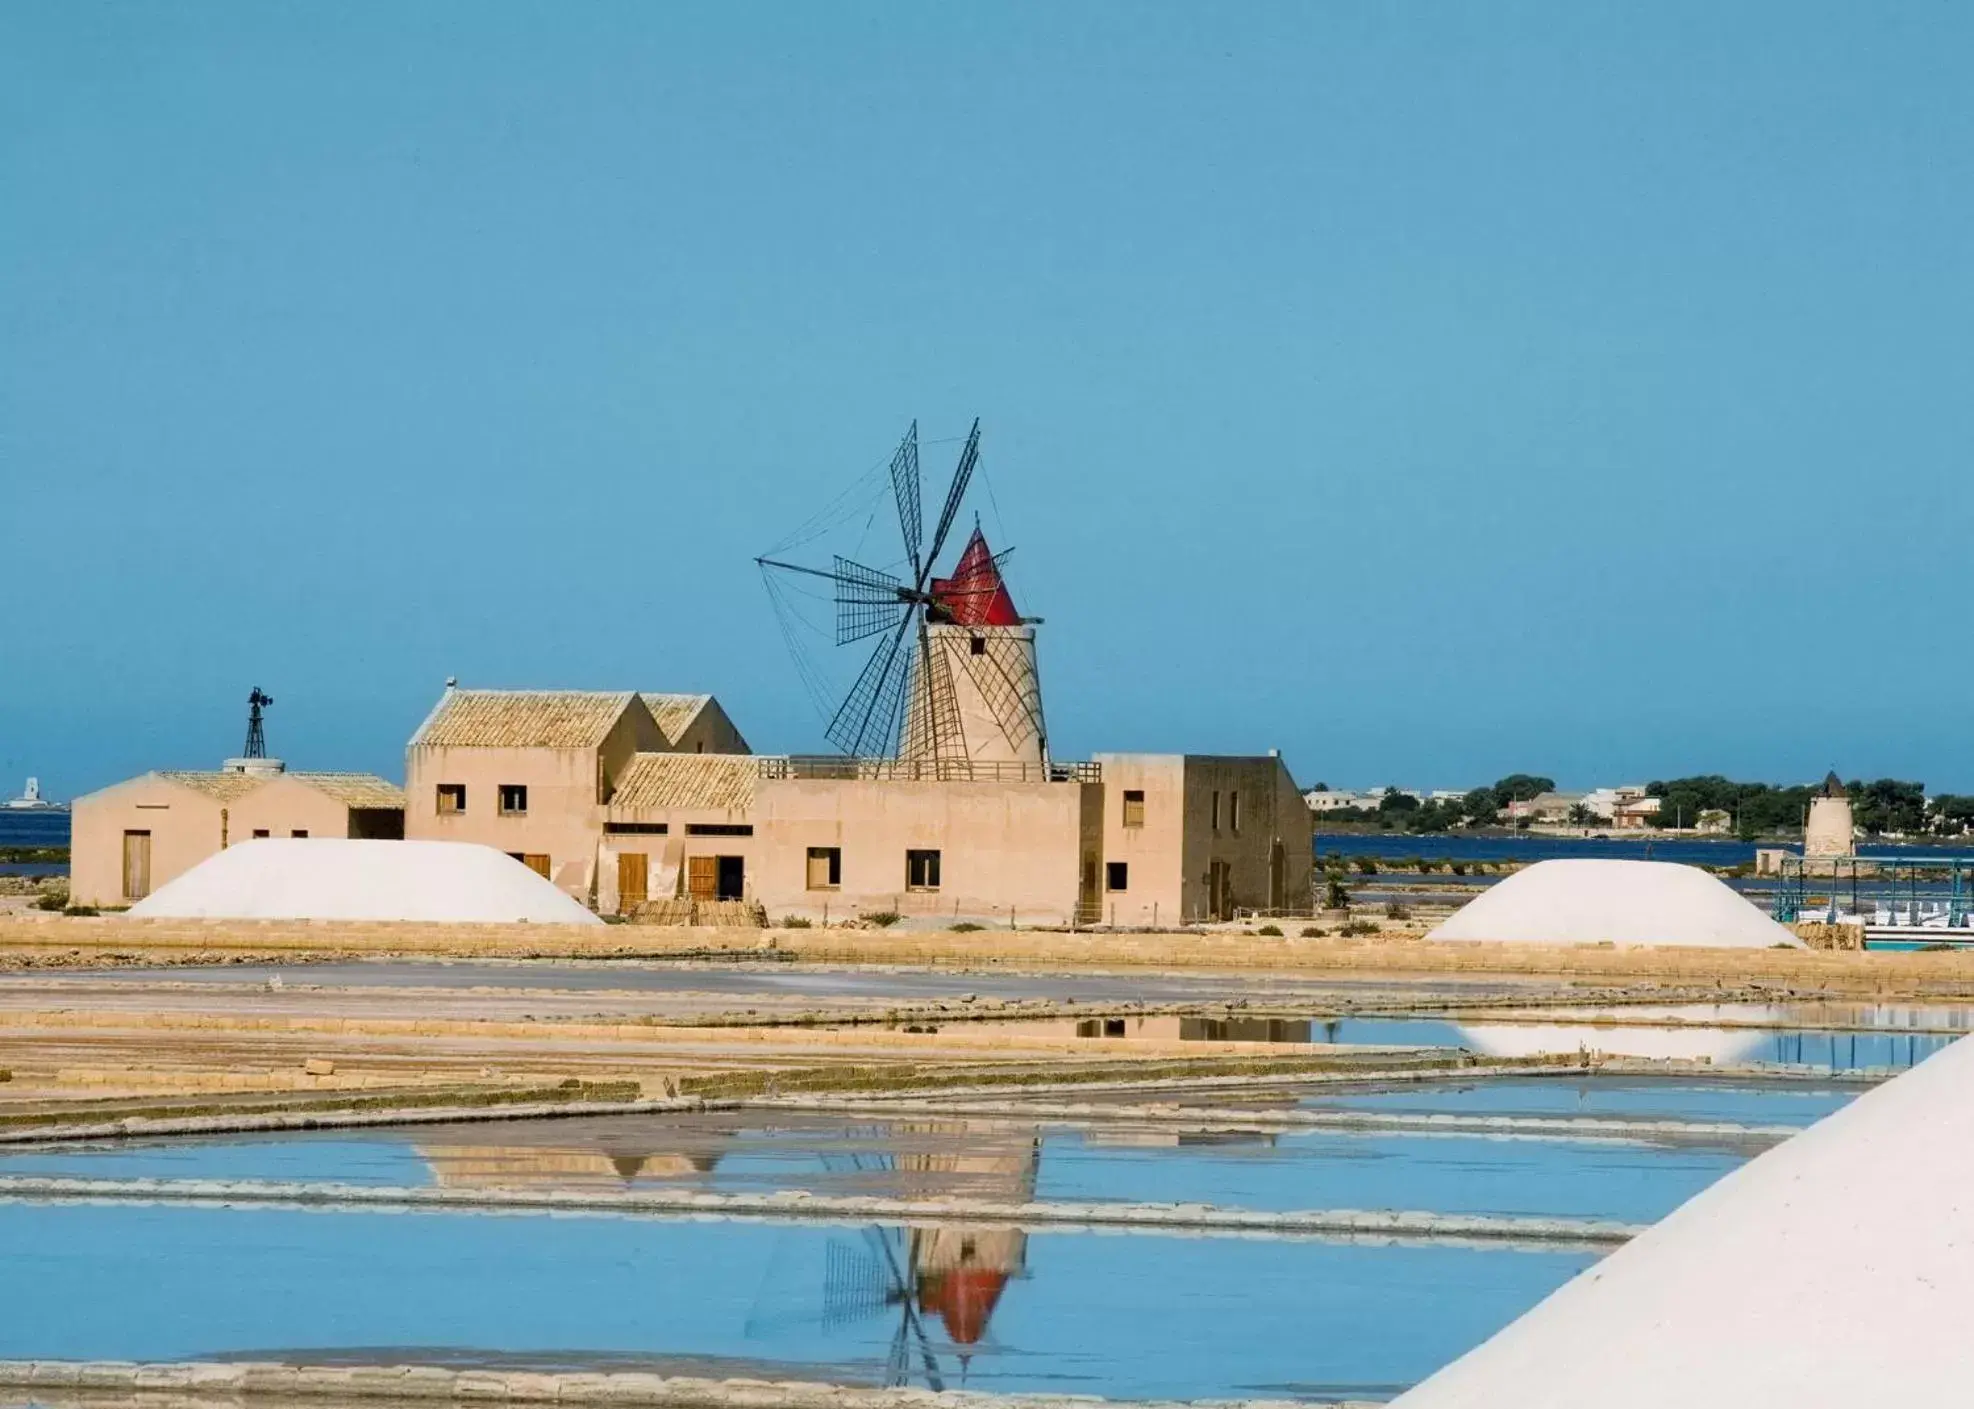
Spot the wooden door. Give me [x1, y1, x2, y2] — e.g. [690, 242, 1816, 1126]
[122, 831, 152, 901]
[687, 855, 718, 899]
[617, 853, 649, 914]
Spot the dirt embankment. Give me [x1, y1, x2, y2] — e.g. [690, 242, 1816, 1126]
[5, 915, 1974, 995]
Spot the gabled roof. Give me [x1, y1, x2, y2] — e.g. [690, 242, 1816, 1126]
[639, 693, 713, 747]
[152, 770, 403, 809]
[411, 690, 639, 750]
[155, 770, 268, 803]
[290, 773, 405, 809]
[610, 753, 756, 813]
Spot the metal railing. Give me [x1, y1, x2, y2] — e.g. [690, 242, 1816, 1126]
[759, 756, 1100, 784]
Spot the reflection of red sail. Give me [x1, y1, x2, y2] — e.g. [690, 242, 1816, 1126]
[918, 1263, 1010, 1346]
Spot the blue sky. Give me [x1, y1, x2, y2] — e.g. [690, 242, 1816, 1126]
[5, 2, 1972, 799]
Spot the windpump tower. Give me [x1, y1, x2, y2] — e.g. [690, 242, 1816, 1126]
[243, 688, 274, 759]
[223, 688, 285, 778]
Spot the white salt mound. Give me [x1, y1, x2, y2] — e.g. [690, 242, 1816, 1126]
[1394, 1033, 1972, 1407]
[1427, 858, 1801, 949]
[128, 839, 602, 925]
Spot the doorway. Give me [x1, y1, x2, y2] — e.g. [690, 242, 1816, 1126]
[1269, 841, 1285, 911]
[617, 853, 649, 914]
[122, 831, 152, 901]
[715, 854, 745, 901]
[1208, 859, 1233, 921]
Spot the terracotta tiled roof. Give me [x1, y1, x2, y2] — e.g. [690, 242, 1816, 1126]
[291, 773, 405, 809]
[156, 771, 268, 803]
[610, 753, 756, 813]
[639, 693, 711, 746]
[411, 690, 636, 750]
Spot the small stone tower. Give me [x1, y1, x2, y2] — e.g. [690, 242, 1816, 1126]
[1804, 772, 1855, 858]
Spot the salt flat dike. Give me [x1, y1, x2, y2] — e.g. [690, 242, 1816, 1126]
[0, 1175, 1642, 1251]
[0, 1360, 1368, 1409]
[8, 914, 1974, 994]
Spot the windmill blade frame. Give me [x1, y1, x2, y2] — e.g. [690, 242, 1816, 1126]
[832, 556, 909, 645]
[827, 612, 916, 757]
[923, 420, 981, 577]
[889, 421, 923, 580]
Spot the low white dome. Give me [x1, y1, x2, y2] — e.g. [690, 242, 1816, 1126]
[1395, 1034, 1971, 1407]
[128, 839, 602, 925]
[1427, 859, 1801, 949]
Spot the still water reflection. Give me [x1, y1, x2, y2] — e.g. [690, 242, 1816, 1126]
[0, 1105, 1754, 1223]
[0, 1201, 1593, 1401]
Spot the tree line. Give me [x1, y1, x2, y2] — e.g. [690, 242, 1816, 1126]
[1314, 773, 1974, 839]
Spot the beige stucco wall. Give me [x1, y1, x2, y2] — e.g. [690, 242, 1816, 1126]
[1091, 755, 1187, 926]
[669, 700, 749, 755]
[751, 775, 1089, 925]
[406, 745, 609, 900]
[71, 776, 225, 907]
[225, 776, 363, 844]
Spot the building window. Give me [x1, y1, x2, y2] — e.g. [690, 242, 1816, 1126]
[1229, 790, 1241, 834]
[604, 822, 669, 835]
[291, 830, 308, 839]
[970, 634, 986, 656]
[906, 848, 942, 891]
[508, 853, 551, 878]
[687, 822, 754, 836]
[252, 829, 270, 838]
[1122, 789, 1145, 829]
[436, 784, 466, 815]
[1106, 861, 1129, 892]
[807, 846, 842, 890]
[498, 784, 528, 816]
[1211, 790, 1221, 831]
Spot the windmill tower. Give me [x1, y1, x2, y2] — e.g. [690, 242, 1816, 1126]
[903, 528, 1046, 768]
[759, 420, 1049, 777]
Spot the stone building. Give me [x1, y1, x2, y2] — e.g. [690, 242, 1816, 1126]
[398, 685, 1309, 926]
[70, 764, 403, 906]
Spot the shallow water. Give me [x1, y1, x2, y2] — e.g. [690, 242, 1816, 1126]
[0, 1109, 1751, 1223]
[0, 1201, 1594, 1400]
[938, 1010, 1957, 1069]
[1290, 1075, 1858, 1128]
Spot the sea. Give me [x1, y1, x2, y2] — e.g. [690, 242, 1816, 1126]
[0, 809, 71, 876]
[1314, 831, 1968, 867]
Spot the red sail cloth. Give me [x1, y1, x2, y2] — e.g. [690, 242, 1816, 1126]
[930, 528, 1021, 626]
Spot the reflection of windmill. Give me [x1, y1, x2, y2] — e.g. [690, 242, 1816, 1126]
[821, 1226, 951, 1390]
[743, 1124, 1037, 1389]
[757, 421, 1048, 776]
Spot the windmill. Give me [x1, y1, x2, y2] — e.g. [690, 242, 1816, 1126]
[243, 688, 274, 759]
[757, 421, 1048, 776]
